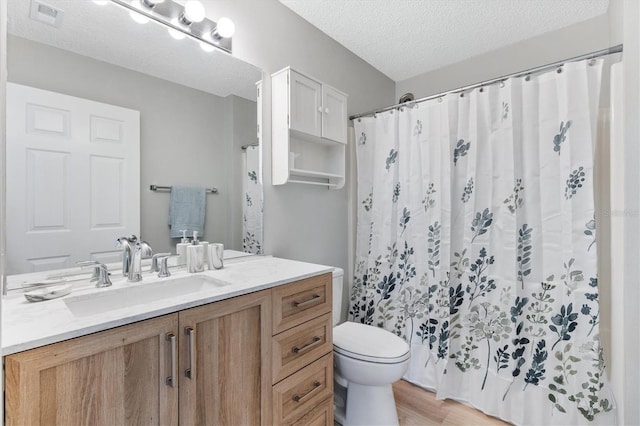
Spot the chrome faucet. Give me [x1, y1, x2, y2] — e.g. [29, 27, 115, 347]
[117, 236, 153, 282]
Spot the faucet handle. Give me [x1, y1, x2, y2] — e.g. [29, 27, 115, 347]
[158, 255, 175, 278]
[78, 261, 112, 288]
[77, 260, 100, 281]
[150, 253, 172, 273]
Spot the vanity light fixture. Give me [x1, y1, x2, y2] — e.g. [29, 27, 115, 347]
[106, 0, 234, 53]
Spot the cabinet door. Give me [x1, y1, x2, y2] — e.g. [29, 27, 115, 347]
[179, 290, 272, 426]
[5, 314, 179, 426]
[321, 85, 347, 143]
[289, 71, 322, 137]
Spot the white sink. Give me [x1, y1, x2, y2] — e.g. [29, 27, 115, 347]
[64, 275, 229, 317]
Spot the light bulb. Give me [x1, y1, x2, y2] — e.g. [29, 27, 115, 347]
[183, 1, 205, 23]
[215, 17, 235, 38]
[129, 1, 149, 24]
[200, 42, 215, 52]
[93, 0, 109, 5]
[168, 27, 186, 40]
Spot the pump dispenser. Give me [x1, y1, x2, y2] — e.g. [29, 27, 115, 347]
[176, 229, 190, 266]
[187, 231, 205, 273]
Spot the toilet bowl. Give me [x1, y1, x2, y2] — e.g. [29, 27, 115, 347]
[332, 268, 410, 426]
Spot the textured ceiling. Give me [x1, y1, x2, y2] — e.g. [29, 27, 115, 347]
[280, 0, 610, 81]
[8, 0, 261, 101]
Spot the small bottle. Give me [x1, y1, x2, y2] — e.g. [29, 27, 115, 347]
[187, 231, 205, 273]
[176, 230, 190, 266]
[208, 243, 224, 270]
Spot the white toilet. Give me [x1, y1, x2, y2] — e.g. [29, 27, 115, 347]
[332, 268, 410, 426]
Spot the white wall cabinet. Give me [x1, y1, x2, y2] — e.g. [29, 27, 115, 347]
[272, 67, 348, 189]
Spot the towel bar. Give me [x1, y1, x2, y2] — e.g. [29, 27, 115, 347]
[150, 185, 218, 194]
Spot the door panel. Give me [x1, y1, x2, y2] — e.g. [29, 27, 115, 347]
[321, 86, 347, 143]
[289, 71, 322, 137]
[179, 290, 272, 426]
[5, 314, 178, 426]
[6, 83, 140, 274]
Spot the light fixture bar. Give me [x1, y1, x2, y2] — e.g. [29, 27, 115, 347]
[109, 0, 232, 54]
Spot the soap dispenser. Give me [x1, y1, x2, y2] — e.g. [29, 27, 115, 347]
[186, 231, 205, 273]
[176, 229, 190, 266]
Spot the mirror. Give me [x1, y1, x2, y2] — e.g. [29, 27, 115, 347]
[5, 0, 263, 277]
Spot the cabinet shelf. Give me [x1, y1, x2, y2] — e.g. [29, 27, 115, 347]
[289, 129, 346, 146]
[271, 67, 348, 189]
[290, 168, 344, 180]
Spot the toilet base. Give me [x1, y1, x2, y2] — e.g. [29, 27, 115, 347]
[338, 382, 399, 426]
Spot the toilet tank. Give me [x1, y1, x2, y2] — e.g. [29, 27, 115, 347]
[332, 267, 344, 326]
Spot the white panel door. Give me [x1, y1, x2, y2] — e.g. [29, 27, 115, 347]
[7, 83, 140, 274]
[321, 85, 347, 144]
[289, 71, 322, 137]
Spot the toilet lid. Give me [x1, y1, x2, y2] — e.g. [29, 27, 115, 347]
[333, 322, 410, 364]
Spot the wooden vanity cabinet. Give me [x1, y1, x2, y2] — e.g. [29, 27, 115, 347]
[5, 314, 179, 426]
[4, 274, 332, 426]
[178, 289, 272, 426]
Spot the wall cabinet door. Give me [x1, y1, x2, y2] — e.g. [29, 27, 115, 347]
[289, 71, 322, 137]
[178, 290, 273, 426]
[321, 85, 347, 144]
[5, 314, 179, 426]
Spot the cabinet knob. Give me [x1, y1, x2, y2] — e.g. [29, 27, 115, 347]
[317, 106, 323, 113]
[325, 108, 330, 114]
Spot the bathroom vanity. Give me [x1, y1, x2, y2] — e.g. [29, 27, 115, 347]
[3, 256, 334, 426]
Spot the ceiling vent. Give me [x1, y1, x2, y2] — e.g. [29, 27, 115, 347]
[29, 0, 64, 28]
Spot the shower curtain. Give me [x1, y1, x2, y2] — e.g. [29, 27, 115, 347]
[242, 145, 263, 254]
[351, 59, 615, 425]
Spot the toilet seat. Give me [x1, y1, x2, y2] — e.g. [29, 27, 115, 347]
[333, 322, 410, 364]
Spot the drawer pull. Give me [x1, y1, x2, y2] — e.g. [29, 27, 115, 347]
[292, 381, 322, 403]
[165, 333, 177, 387]
[293, 294, 321, 308]
[185, 326, 196, 379]
[292, 336, 322, 354]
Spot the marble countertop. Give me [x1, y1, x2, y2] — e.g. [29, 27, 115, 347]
[2, 255, 334, 355]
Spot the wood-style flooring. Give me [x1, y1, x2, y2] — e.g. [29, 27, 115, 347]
[393, 380, 512, 426]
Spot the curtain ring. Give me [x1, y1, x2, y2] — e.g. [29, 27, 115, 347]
[373, 113, 377, 119]
[499, 81, 505, 88]
[399, 107, 404, 112]
[460, 93, 465, 98]
[557, 67, 563, 74]
[589, 58, 597, 66]
[358, 118, 361, 122]
[479, 87, 484, 93]
[390, 110, 394, 115]
[438, 97, 443, 103]
[524, 75, 531, 82]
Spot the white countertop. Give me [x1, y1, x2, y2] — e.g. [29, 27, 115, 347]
[2, 255, 334, 355]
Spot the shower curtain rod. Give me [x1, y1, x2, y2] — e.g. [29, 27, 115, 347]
[349, 44, 623, 120]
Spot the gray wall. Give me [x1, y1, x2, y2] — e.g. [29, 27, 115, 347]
[201, 0, 396, 280]
[395, 14, 614, 100]
[7, 35, 256, 255]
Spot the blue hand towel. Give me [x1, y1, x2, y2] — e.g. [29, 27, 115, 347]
[169, 184, 206, 238]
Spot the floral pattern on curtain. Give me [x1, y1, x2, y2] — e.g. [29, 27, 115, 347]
[242, 145, 263, 254]
[351, 59, 615, 425]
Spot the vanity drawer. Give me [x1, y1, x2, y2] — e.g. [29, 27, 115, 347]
[273, 312, 332, 384]
[290, 396, 333, 426]
[273, 353, 333, 425]
[273, 273, 332, 334]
